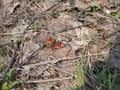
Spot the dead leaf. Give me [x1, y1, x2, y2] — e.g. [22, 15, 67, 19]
[8, 2, 20, 14]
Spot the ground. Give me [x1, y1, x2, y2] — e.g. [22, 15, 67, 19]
[0, 0, 120, 90]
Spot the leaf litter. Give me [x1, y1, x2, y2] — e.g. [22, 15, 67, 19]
[0, 0, 120, 90]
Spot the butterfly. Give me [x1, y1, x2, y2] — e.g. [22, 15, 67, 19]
[47, 37, 64, 50]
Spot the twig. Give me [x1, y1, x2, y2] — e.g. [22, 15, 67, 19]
[98, 21, 120, 25]
[0, 50, 16, 87]
[49, 64, 76, 77]
[0, 22, 94, 36]
[104, 29, 120, 38]
[24, 76, 73, 83]
[0, 30, 50, 36]
[14, 7, 28, 19]
[47, 52, 106, 63]
[0, 25, 83, 36]
[22, 52, 107, 67]
[19, 44, 47, 67]
[51, 52, 108, 62]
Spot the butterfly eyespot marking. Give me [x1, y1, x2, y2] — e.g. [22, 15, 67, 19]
[60, 43, 65, 47]
[54, 46, 59, 50]
[47, 41, 51, 46]
[55, 41, 64, 48]
[47, 37, 54, 46]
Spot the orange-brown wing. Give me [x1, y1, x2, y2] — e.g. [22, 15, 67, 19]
[47, 37, 54, 43]
[55, 41, 64, 48]
[47, 37, 55, 49]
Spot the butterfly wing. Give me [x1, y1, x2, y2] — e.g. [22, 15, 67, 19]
[47, 37, 55, 49]
[47, 37, 64, 50]
[47, 37, 54, 43]
[55, 41, 64, 48]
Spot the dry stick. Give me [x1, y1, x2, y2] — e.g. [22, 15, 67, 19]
[104, 29, 120, 38]
[0, 24, 119, 41]
[0, 21, 95, 36]
[19, 44, 47, 67]
[21, 53, 107, 80]
[2, 20, 116, 36]
[0, 30, 51, 35]
[98, 21, 120, 25]
[48, 64, 76, 77]
[0, 7, 28, 86]
[14, 7, 28, 19]
[25, 76, 73, 83]
[0, 25, 82, 36]
[22, 52, 107, 68]
[50, 52, 107, 62]
[21, 53, 107, 84]
[20, 53, 107, 84]
[0, 50, 16, 87]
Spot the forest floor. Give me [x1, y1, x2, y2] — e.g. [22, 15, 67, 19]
[0, 0, 120, 90]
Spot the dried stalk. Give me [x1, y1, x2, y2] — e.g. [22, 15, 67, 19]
[24, 76, 73, 83]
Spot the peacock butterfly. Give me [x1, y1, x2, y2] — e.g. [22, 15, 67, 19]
[47, 37, 64, 50]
